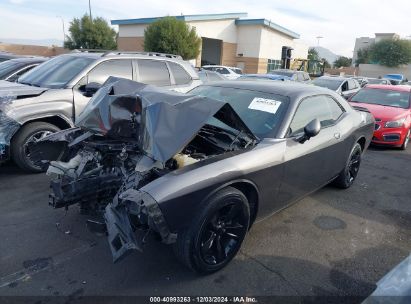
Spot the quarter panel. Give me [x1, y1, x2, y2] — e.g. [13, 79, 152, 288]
[141, 139, 287, 231]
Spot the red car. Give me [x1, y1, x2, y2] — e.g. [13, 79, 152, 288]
[349, 85, 411, 149]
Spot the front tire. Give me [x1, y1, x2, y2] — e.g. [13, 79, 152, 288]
[173, 187, 250, 274]
[400, 129, 410, 150]
[11, 122, 60, 173]
[333, 143, 362, 189]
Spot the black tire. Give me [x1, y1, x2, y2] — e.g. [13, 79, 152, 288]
[400, 129, 410, 150]
[332, 143, 362, 189]
[11, 122, 60, 173]
[173, 187, 250, 274]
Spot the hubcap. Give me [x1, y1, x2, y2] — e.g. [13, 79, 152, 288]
[347, 149, 361, 184]
[199, 203, 247, 266]
[23, 130, 53, 167]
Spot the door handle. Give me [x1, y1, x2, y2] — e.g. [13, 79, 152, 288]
[334, 132, 341, 139]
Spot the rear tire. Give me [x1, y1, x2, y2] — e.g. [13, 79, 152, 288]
[333, 143, 362, 189]
[11, 122, 60, 173]
[173, 187, 250, 274]
[400, 129, 410, 150]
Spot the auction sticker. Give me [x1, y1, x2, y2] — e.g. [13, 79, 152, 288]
[248, 97, 281, 114]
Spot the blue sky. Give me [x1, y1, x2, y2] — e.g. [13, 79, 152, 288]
[1, 0, 411, 56]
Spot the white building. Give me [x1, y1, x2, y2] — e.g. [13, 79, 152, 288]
[111, 12, 308, 73]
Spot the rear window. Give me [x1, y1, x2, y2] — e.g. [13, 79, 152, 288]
[351, 88, 410, 109]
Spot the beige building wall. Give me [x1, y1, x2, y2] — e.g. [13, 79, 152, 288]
[236, 25, 262, 58]
[221, 42, 237, 67]
[117, 37, 144, 51]
[188, 19, 237, 43]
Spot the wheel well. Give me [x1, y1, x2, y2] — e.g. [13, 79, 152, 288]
[230, 182, 259, 227]
[23, 116, 72, 130]
[357, 137, 366, 151]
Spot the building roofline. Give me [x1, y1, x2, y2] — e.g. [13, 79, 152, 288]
[111, 12, 248, 25]
[235, 19, 300, 39]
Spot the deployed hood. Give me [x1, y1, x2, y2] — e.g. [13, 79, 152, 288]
[0, 80, 48, 101]
[75, 77, 257, 162]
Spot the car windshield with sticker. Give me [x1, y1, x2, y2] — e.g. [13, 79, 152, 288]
[189, 85, 289, 138]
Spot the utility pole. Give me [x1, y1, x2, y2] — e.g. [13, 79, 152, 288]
[88, 0, 92, 21]
[316, 36, 323, 46]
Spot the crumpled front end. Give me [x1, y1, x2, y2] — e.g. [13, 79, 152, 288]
[105, 185, 176, 262]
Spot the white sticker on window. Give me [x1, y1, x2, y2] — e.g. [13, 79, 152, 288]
[248, 97, 282, 114]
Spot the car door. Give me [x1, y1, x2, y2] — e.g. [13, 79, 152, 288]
[72, 59, 133, 120]
[277, 95, 344, 207]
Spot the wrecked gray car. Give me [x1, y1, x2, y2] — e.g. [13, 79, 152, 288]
[33, 77, 374, 274]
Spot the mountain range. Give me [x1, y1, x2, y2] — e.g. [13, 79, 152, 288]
[311, 46, 341, 64]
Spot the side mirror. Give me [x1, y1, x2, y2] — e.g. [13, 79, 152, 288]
[296, 118, 321, 143]
[83, 82, 101, 97]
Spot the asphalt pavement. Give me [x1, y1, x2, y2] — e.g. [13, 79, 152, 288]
[0, 146, 410, 303]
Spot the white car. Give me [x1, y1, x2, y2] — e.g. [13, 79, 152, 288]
[202, 65, 242, 80]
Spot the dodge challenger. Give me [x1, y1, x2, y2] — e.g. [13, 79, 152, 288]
[32, 77, 374, 274]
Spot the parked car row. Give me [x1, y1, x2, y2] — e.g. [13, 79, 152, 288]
[1, 48, 408, 276]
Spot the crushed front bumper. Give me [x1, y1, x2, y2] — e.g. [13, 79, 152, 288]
[0, 112, 20, 163]
[104, 189, 176, 262]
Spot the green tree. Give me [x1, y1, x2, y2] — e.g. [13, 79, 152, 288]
[144, 17, 201, 60]
[308, 48, 320, 61]
[355, 47, 371, 66]
[64, 14, 117, 50]
[322, 58, 331, 68]
[369, 39, 411, 67]
[333, 56, 352, 68]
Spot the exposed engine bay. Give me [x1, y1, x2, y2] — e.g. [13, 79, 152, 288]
[45, 123, 252, 214]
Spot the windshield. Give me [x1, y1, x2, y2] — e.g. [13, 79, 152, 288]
[270, 71, 293, 77]
[189, 85, 289, 138]
[18, 55, 94, 89]
[351, 88, 410, 109]
[0, 60, 23, 79]
[367, 79, 383, 84]
[313, 78, 343, 90]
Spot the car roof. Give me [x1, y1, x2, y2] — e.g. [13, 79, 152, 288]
[7, 57, 48, 63]
[317, 76, 347, 81]
[200, 80, 333, 101]
[364, 84, 411, 92]
[241, 74, 289, 79]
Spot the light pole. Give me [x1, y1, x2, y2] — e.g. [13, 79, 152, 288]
[316, 36, 323, 46]
[88, 0, 92, 21]
[57, 16, 66, 46]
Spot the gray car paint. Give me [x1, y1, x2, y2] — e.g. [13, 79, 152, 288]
[135, 81, 374, 232]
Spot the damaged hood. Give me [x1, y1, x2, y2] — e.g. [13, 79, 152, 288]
[76, 77, 257, 162]
[0, 80, 48, 101]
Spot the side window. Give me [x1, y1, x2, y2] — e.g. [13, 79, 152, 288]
[289, 95, 344, 136]
[348, 79, 357, 90]
[297, 73, 304, 81]
[208, 72, 223, 81]
[88, 60, 132, 85]
[341, 81, 349, 92]
[138, 59, 171, 86]
[168, 62, 191, 85]
[303, 73, 310, 81]
[216, 68, 230, 75]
